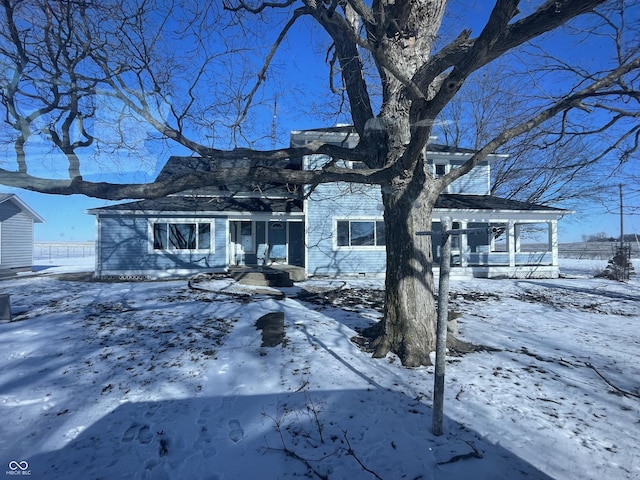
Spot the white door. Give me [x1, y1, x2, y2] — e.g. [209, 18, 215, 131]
[229, 221, 253, 265]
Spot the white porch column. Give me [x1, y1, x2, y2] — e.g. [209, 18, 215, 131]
[549, 220, 559, 266]
[460, 220, 468, 267]
[507, 221, 516, 267]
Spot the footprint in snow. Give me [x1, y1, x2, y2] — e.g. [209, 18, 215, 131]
[122, 423, 153, 445]
[198, 405, 212, 425]
[138, 425, 154, 444]
[122, 423, 139, 442]
[194, 426, 217, 458]
[228, 419, 244, 443]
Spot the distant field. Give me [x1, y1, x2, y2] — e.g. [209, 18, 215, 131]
[558, 241, 639, 259]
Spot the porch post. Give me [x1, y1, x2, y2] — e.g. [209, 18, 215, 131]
[507, 221, 516, 267]
[459, 220, 468, 267]
[549, 220, 559, 266]
[514, 224, 522, 253]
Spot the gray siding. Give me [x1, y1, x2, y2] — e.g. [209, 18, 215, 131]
[0, 202, 34, 269]
[97, 215, 227, 275]
[306, 182, 386, 276]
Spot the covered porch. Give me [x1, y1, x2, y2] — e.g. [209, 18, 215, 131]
[432, 213, 564, 279]
[227, 216, 305, 268]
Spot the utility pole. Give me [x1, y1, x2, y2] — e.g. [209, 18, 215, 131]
[620, 184, 624, 248]
[416, 221, 504, 436]
[271, 96, 278, 149]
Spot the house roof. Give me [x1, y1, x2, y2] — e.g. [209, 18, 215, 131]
[435, 194, 569, 213]
[88, 193, 566, 216]
[87, 196, 304, 215]
[427, 144, 478, 155]
[0, 193, 45, 222]
[156, 156, 212, 183]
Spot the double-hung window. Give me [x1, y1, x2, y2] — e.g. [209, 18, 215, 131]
[152, 221, 212, 251]
[336, 220, 385, 248]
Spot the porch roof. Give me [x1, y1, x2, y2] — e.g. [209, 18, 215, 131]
[435, 194, 568, 213]
[87, 196, 303, 215]
[87, 193, 566, 216]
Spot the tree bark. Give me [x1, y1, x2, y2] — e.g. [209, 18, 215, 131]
[371, 158, 440, 366]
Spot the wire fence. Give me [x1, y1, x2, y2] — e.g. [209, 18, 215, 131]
[34, 242, 95, 259]
[558, 241, 640, 260]
[31, 241, 638, 261]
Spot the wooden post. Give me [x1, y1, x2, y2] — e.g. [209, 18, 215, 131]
[0, 294, 11, 322]
[432, 216, 452, 436]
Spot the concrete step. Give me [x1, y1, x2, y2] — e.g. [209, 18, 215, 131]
[229, 267, 294, 287]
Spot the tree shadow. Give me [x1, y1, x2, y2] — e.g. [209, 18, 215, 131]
[21, 389, 555, 480]
[516, 279, 640, 303]
[2, 276, 553, 480]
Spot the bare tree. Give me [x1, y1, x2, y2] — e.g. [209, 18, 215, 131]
[1, 0, 639, 366]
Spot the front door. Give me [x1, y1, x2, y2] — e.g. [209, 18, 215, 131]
[267, 221, 287, 263]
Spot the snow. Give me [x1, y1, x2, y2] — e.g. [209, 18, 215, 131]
[1, 257, 639, 479]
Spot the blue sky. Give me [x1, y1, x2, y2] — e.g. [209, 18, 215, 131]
[3, 1, 638, 243]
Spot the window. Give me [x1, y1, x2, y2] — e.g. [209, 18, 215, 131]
[435, 163, 446, 177]
[152, 221, 212, 251]
[336, 220, 385, 247]
[350, 161, 368, 169]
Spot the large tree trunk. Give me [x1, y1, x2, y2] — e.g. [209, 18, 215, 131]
[361, 1, 447, 367]
[371, 161, 440, 367]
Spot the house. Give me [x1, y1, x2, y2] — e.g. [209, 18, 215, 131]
[88, 126, 569, 280]
[0, 193, 45, 274]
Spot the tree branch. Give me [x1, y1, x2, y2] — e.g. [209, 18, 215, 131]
[223, 0, 297, 14]
[233, 7, 307, 130]
[304, 0, 375, 134]
[441, 55, 640, 189]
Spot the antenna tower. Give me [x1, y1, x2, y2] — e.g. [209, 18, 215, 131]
[271, 96, 278, 149]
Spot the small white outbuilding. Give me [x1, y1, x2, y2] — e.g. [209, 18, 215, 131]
[0, 193, 45, 274]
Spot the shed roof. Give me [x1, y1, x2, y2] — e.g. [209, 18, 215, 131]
[0, 194, 45, 222]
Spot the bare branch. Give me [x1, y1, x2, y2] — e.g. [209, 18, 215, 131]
[233, 7, 306, 129]
[441, 55, 640, 189]
[223, 0, 297, 14]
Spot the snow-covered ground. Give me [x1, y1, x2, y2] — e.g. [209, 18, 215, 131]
[0, 257, 638, 479]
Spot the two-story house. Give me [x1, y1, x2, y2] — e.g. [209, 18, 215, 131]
[88, 126, 569, 280]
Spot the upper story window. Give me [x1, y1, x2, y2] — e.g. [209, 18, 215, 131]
[152, 221, 212, 251]
[336, 219, 385, 248]
[435, 163, 446, 177]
